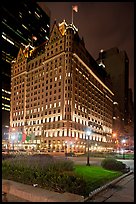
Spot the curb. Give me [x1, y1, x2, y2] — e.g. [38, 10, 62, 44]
[84, 170, 133, 202]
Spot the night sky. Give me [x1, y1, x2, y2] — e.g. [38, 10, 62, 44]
[38, 2, 134, 99]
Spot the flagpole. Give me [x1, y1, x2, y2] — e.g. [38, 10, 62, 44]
[72, 6, 73, 24]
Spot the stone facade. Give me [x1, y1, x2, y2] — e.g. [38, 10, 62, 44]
[10, 20, 114, 153]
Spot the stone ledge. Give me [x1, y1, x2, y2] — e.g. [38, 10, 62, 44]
[2, 179, 84, 202]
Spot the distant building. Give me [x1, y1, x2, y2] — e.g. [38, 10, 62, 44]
[123, 88, 134, 146]
[128, 88, 134, 123]
[10, 20, 114, 153]
[2, 0, 50, 142]
[96, 47, 129, 137]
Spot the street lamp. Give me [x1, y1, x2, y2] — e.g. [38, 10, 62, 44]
[65, 141, 68, 158]
[86, 130, 91, 166]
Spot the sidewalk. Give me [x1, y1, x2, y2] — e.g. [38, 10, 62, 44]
[86, 172, 134, 202]
[2, 193, 30, 202]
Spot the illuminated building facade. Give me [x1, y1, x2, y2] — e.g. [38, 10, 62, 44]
[2, 0, 50, 141]
[10, 20, 114, 152]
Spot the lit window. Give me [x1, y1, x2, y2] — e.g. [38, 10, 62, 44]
[2, 35, 14, 45]
[41, 27, 47, 33]
[19, 12, 22, 18]
[22, 24, 28, 30]
[35, 11, 40, 18]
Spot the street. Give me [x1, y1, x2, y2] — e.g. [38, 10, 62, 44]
[117, 159, 134, 172]
[66, 156, 134, 171]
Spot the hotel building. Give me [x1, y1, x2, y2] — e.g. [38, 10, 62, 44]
[10, 20, 114, 153]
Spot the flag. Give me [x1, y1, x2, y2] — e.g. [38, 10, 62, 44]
[26, 135, 31, 142]
[18, 132, 22, 141]
[22, 132, 26, 142]
[32, 35, 37, 41]
[72, 5, 78, 12]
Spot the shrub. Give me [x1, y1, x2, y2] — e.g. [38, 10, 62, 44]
[101, 158, 126, 172]
[2, 155, 74, 185]
[5, 154, 74, 172]
[2, 154, 16, 160]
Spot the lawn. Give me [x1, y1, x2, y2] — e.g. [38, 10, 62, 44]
[74, 165, 123, 193]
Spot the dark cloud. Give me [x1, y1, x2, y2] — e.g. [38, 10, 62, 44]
[38, 2, 134, 96]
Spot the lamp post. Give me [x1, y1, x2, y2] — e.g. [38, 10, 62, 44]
[65, 141, 67, 158]
[86, 130, 91, 166]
